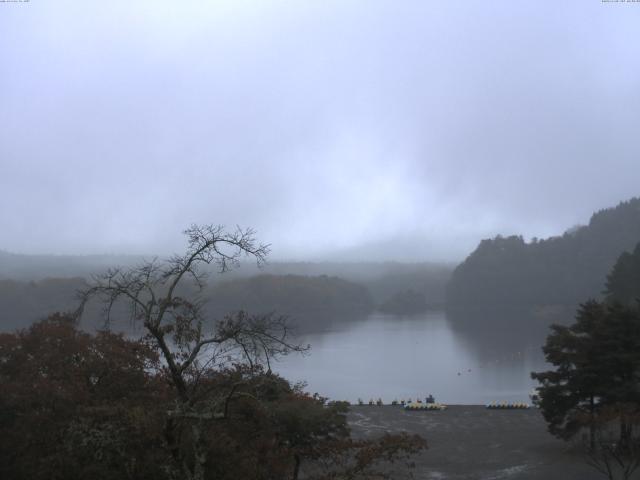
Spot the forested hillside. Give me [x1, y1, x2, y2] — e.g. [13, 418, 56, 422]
[0, 274, 374, 333]
[447, 198, 640, 308]
[255, 262, 452, 307]
[0, 258, 451, 332]
[206, 274, 374, 329]
[604, 241, 640, 306]
[0, 278, 87, 331]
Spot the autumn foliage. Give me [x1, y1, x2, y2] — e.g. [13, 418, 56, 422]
[0, 314, 167, 479]
[0, 314, 425, 479]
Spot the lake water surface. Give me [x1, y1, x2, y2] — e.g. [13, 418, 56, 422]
[274, 311, 549, 405]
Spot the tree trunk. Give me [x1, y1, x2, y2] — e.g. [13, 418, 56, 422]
[619, 417, 632, 452]
[589, 395, 596, 451]
[191, 423, 208, 480]
[164, 417, 184, 472]
[292, 453, 301, 480]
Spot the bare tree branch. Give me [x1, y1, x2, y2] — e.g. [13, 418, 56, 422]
[75, 225, 303, 480]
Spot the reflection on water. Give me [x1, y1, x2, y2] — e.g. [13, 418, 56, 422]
[274, 310, 567, 405]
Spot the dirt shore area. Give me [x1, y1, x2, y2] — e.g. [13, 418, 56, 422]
[347, 405, 608, 480]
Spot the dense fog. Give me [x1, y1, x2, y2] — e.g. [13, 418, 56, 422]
[1, 3, 640, 479]
[1, 1, 639, 261]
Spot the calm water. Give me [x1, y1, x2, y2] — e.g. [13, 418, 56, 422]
[274, 311, 549, 405]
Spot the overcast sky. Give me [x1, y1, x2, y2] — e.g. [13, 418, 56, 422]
[1, 0, 639, 261]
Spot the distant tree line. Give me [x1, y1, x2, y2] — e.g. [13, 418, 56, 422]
[0, 277, 87, 331]
[0, 266, 452, 333]
[205, 274, 374, 328]
[229, 261, 452, 307]
[0, 274, 374, 334]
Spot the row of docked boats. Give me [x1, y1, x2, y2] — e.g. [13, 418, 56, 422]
[486, 401, 530, 409]
[404, 402, 447, 411]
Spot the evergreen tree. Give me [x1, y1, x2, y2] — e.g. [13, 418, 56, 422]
[605, 242, 640, 306]
[531, 301, 607, 448]
[532, 300, 640, 450]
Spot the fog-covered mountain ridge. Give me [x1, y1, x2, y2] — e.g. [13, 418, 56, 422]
[0, 250, 146, 281]
[447, 197, 640, 308]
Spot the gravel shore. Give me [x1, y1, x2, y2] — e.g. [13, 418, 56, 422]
[347, 405, 608, 480]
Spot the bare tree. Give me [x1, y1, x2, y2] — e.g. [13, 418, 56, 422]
[76, 224, 308, 480]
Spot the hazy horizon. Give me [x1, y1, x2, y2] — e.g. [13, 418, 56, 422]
[0, 195, 632, 264]
[2, 1, 639, 261]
